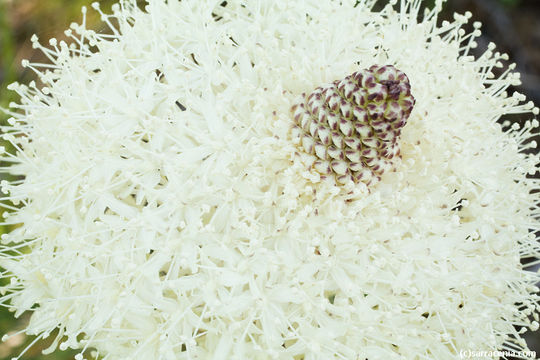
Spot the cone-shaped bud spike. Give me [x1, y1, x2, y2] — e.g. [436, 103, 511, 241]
[328, 146, 343, 160]
[291, 64, 415, 186]
[314, 160, 331, 174]
[314, 143, 327, 159]
[331, 160, 349, 175]
[300, 113, 311, 130]
[331, 132, 344, 148]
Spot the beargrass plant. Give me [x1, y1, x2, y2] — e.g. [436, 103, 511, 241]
[0, 0, 539, 359]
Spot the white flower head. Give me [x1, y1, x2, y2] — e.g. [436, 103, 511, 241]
[1, 0, 540, 359]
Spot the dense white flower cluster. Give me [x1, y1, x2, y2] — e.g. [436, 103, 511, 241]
[1, 0, 539, 359]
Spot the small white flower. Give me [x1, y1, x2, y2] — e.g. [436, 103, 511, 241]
[1, 0, 539, 359]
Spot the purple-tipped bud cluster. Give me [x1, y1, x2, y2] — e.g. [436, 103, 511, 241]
[291, 65, 415, 185]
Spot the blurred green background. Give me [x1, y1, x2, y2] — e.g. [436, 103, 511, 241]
[0, 0, 539, 359]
